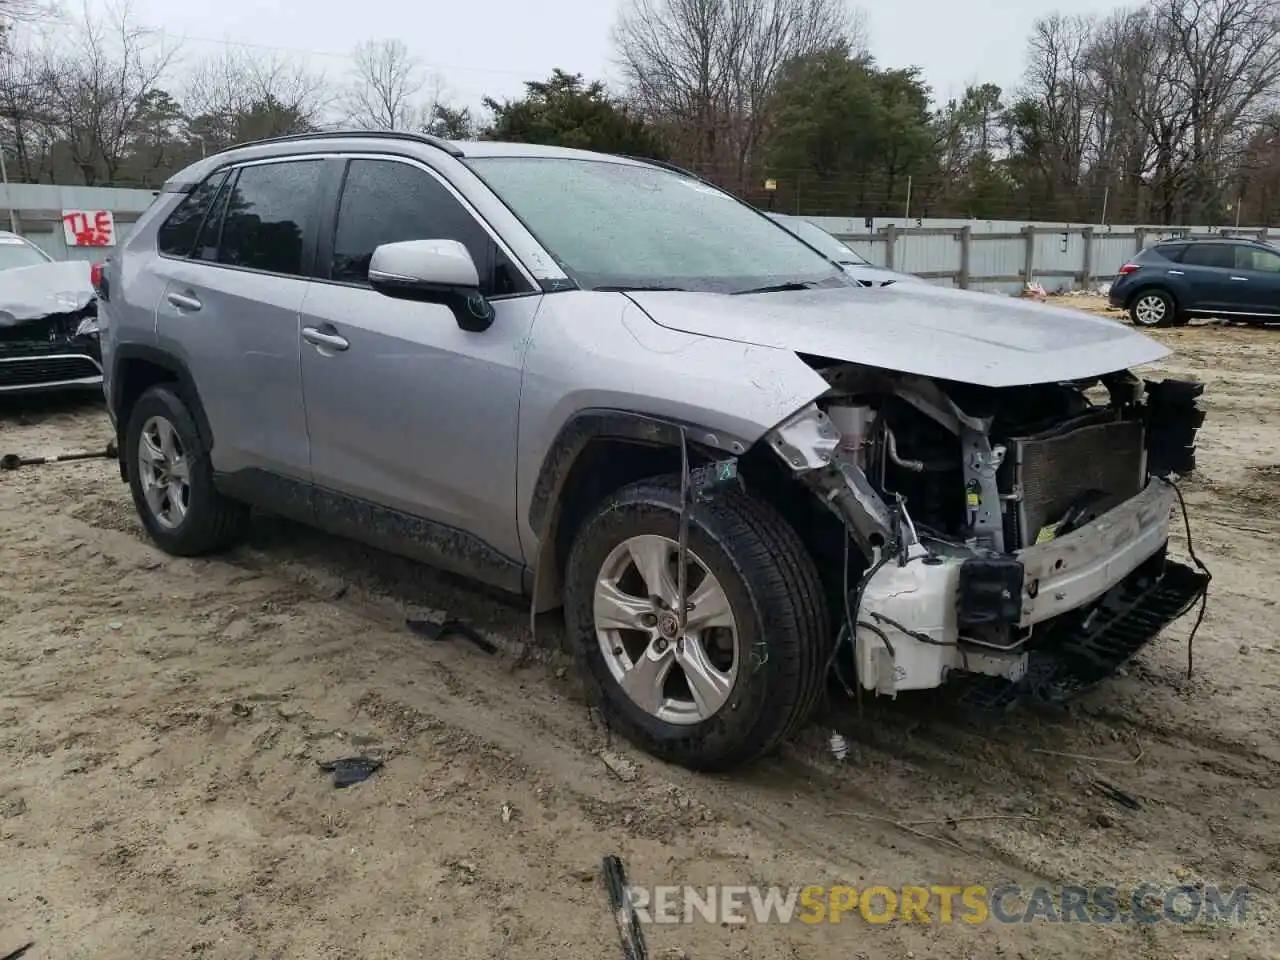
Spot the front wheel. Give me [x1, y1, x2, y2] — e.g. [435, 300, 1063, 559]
[1129, 289, 1176, 327]
[563, 477, 830, 771]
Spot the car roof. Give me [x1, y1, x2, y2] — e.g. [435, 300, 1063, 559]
[161, 129, 663, 193]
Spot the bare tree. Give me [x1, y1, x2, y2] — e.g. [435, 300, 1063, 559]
[341, 38, 434, 130]
[40, 0, 180, 184]
[183, 47, 330, 150]
[613, 0, 863, 185]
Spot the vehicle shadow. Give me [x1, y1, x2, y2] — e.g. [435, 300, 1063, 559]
[0, 389, 107, 426]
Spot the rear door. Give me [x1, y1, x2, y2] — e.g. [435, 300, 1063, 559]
[1175, 242, 1237, 312]
[1231, 244, 1280, 316]
[153, 157, 326, 487]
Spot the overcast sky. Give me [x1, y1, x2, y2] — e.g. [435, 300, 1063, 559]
[114, 0, 1123, 111]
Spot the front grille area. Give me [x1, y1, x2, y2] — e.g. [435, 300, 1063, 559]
[0, 355, 101, 389]
[1001, 418, 1146, 549]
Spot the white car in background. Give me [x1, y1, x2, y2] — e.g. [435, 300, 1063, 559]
[768, 213, 922, 286]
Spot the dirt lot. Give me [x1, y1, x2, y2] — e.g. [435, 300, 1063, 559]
[2, 303, 1279, 960]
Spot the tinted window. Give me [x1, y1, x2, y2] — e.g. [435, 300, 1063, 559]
[1151, 243, 1187, 262]
[330, 158, 527, 297]
[1181, 243, 1234, 269]
[156, 171, 228, 258]
[1236, 245, 1280, 273]
[217, 160, 324, 276]
[193, 175, 232, 262]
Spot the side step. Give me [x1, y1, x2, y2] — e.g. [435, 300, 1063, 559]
[958, 559, 1210, 712]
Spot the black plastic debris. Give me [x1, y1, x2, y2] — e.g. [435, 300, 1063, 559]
[1092, 778, 1142, 811]
[405, 615, 499, 655]
[0, 941, 34, 960]
[0, 441, 117, 472]
[317, 756, 384, 789]
[602, 855, 647, 960]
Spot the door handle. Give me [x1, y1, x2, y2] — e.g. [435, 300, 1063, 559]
[166, 291, 202, 311]
[1230, 276, 1248, 281]
[1167, 270, 1184, 275]
[302, 326, 349, 351]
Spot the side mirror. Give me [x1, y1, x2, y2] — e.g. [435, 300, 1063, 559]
[368, 239, 495, 332]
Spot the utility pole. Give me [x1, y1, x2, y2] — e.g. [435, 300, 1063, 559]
[0, 145, 19, 234]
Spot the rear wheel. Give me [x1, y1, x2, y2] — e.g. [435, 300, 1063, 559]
[125, 384, 250, 556]
[1129, 289, 1176, 327]
[563, 476, 830, 771]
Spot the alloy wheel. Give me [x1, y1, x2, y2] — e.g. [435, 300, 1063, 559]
[137, 414, 191, 529]
[592, 533, 740, 725]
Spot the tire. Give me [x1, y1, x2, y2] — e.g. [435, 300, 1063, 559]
[124, 383, 249, 556]
[1129, 289, 1176, 328]
[563, 476, 830, 771]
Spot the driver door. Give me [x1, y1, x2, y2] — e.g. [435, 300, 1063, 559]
[298, 156, 541, 584]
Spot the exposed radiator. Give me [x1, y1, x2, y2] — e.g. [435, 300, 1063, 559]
[1000, 418, 1146, 549]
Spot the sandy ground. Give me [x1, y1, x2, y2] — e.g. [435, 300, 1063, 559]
[2, 303, 1280, 960]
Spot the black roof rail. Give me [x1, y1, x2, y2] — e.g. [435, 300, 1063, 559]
[620, 155, 707, 181]
[1168, 233, 1268, 244]
[219, 129, 465, 158]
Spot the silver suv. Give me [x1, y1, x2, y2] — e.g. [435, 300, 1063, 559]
[99, 131, 1209, 771]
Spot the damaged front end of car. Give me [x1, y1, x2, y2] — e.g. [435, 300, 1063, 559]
[0, 279, 102, 395]
[764, 360, 1210, 707]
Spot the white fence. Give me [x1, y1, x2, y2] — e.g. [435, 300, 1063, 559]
[806, 216, 1277, 295]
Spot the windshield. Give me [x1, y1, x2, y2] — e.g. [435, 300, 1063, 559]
[0, 236, 53, 271]
[466, 157, 846, 293]
[773, 216, 870, 265]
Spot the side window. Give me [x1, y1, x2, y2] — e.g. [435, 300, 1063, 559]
[1156, 243, 1187, 262]
[329, 158, 529, 297]
[216, 159, 325, 276]
[193, 171, 233, 262]
[1181, 243, 1234, 269]
[156, 171, 228, 258]
[1236, 246, 1280, 273]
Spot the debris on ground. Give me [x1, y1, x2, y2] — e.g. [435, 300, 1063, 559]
[1020, 281, 1048, 301]
[405, 611, 499, 655]
[0, 942, 34, 960]
[600, 751, 639, 783]
[1092, 779, 1142, 811]
[317, 756, 384, 789]
[602, 855, 647, 960]
[0, 442, 116, 471]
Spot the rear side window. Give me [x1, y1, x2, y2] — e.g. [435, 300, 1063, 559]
[1151, 243, 1187, 262]
[156, 171, 228, 258]
[1235, 245, 1280, 273]
[216, 160, 325, 276]
[1180, 243, 1234, 268]
[329, 158, 529, 297]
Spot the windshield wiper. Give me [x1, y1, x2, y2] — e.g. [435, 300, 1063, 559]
[732, 281, 819, 295]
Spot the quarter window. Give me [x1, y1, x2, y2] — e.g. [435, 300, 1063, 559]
[329, 158, 529, 296]
[156, 171, 228, 258]
[216, 160, 325, 276]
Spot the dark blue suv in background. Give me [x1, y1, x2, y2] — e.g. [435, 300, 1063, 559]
[1109, 235, 1280, 327]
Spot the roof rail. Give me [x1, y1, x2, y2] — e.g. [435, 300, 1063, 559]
[620, 155, 707, 181]
[220, 129, 464, 158]
[1171, 233, 1267, 243]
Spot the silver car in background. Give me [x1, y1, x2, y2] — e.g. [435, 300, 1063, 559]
[767, 213, 922, 286]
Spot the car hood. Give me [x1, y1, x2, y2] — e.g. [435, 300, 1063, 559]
[628, 282, 1169, 388]
[0, 260, 95, 327]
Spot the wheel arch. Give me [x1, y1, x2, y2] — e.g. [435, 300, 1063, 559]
[111, 345, 211, 482]
[527, 409, 749, 613]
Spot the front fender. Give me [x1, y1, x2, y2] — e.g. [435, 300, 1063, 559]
[517, 292, 829, 547]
